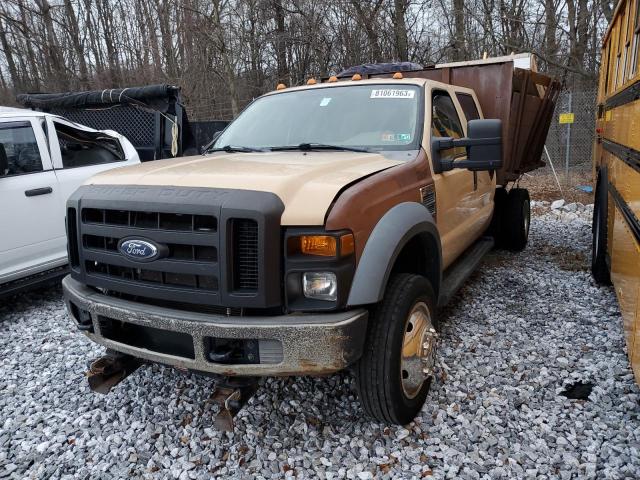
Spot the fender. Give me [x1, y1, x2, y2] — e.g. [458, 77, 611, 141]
[347, 202, 441, 306]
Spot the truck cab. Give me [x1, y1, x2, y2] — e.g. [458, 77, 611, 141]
[62, 58, 558, 425]
[0, 107, 139, 295]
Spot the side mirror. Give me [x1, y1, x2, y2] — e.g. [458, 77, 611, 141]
[431, 119, 502, 173]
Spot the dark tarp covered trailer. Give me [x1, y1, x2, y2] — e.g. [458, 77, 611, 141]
[16, 85, 228, 161]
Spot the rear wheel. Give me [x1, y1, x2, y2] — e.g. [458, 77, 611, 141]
[355, 274, 438, 425]
[487, 187, 508, 240]
[499, 188, 530, 251]
[592, 170, 611, 285]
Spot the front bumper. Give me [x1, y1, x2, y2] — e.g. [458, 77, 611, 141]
[62, 276, 368, 376]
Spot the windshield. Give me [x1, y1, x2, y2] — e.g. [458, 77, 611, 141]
[213, 84, 422, 151]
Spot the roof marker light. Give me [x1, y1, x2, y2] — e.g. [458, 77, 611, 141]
[276, 83, 287, 90]
[352, 73, 362, 81]
[328, 76, 338, 83]
[307, 78, 317, 85]
[392, 72, 403, 79]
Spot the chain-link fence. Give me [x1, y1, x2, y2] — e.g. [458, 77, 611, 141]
[543, 87, 598, 183]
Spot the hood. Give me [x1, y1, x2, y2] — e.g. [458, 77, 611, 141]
[87, 151, 403, 225]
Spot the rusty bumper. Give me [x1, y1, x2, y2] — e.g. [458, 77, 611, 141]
[62, 276, 368, 376]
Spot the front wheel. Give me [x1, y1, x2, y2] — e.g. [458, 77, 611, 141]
[355, 274, 438, 424]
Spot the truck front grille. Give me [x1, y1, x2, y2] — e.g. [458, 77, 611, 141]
[67, 185, 283, 309]
[85, 260, 218, 290]
[233, 219, 259, 291]
[82, 208, 217, 232]
[79, 206, 222, 304]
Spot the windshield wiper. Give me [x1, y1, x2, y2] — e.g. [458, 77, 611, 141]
[206, 145, 264, 153]
[270, 143, 370, 153]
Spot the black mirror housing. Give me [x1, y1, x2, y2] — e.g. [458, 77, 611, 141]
[431, 119, 503, 173]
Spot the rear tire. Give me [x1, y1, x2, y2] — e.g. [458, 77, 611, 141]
[487, 187, 508, 240]
[355, 274, 438, 425]
[499, 188, 530, 251]
[592, 170, 611, 285]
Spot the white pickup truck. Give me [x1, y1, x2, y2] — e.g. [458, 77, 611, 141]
[0, 107, 139, 297]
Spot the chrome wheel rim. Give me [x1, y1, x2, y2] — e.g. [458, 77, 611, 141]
[400, 301, 437, 399]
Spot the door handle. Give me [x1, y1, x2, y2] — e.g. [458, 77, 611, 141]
[24, 187, 53, 197]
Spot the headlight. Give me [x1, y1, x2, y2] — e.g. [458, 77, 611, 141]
[302, 272, 337, 301]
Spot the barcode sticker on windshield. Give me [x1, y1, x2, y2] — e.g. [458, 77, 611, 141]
[370, 89, 415, 99]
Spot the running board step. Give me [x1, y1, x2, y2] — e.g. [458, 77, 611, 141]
[438, 237, 494, 308]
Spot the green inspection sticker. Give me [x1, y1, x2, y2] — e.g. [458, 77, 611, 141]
[381, 133, 412, 142]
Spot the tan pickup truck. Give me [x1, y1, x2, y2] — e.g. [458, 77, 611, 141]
[63, 56, 559, 426]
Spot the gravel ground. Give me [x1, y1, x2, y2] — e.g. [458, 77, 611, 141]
[1, 203, 639, 480]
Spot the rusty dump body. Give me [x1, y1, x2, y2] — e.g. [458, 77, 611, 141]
[358, 54, 561, 185]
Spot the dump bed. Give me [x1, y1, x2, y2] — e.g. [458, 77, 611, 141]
[365, 54, 561, 185]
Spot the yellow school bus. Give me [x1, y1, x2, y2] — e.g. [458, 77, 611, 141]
[593, 0, 640, 383]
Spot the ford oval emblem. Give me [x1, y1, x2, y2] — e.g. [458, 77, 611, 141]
[118, 238, 161, 262]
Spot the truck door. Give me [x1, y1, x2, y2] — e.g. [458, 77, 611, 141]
[0, 117, 65, 284]
[428, 89, 483, 268]
[454, 91, 495, 242]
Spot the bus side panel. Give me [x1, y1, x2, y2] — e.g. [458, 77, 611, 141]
[610, 204, 640, 382]
[606, 99, 640, 167]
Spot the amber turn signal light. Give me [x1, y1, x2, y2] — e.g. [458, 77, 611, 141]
[288, 234, 354, 257]
[301, 235, 336, 256]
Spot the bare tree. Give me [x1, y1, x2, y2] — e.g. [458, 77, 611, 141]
[0, 0, 614, 118]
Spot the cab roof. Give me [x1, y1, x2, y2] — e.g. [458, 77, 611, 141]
[262, 77, 473, 97]
[0, 106, 55, 119]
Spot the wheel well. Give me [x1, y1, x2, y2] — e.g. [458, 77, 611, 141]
[389, 233, 440, 298]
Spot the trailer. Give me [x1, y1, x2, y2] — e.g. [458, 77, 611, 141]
[16, 84, 228, 161]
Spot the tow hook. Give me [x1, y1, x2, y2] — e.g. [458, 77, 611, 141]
[208, 377, 258, 431]
[421, 328, 438, 377]
[86, 350, 142, 394]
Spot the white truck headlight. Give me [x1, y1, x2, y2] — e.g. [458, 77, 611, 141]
[302, 272, 337, 301]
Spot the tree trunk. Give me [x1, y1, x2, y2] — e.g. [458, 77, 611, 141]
[544, 0, 558, 60]
[452, 0, 465, 61]
[0, 18, 21, 91]
[64, 0, 89, 88]
[393, 0, 409, 61]
[272, 0, 289, 84]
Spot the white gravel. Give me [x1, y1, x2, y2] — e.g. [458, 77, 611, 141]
[1, 203, 639, 479]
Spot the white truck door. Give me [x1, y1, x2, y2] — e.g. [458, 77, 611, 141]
[45, 116, 140, 203]
[0, 117, 66, 284]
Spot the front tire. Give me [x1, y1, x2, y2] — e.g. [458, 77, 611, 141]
[355, 274, 438, 425]
[592, 170, 611, 284]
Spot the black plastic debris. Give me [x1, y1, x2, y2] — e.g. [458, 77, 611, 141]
[561, 381, 594, 400]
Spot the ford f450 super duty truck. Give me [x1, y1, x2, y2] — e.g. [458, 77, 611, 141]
[62, 55, 559, 426]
